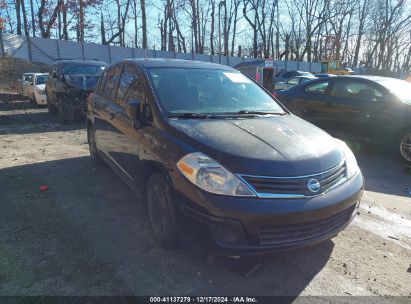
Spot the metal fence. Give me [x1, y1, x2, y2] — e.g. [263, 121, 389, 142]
[0, 32, 322, 72]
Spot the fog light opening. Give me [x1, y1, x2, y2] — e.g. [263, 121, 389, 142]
[209, 221, 246, 246]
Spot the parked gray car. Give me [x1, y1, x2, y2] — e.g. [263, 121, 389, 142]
[273, 70, 314, 84]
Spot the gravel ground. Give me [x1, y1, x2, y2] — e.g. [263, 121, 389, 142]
[0, 91, 410, 298]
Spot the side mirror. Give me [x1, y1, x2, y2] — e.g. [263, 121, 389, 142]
[126, 99, 142, 129]
[52, 71, 57, 78]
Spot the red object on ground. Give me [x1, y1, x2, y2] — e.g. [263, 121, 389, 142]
[39, 185, 49, 191]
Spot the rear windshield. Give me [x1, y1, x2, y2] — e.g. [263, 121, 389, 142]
[63, 64, 105, 76]
[35, 75, 48, 85]
[376, 78, 411, 104]
[148, 68, 285, 115]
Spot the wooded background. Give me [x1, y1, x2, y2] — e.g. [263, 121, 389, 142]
[1, 0, 410, 74]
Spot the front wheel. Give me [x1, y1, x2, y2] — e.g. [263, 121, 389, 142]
[87, 123, 103, 165]
[146, 173, 180, 248]
[46, 92, 57, 114]
[398, 129, 411, 163]
[57, 97, 75, 125]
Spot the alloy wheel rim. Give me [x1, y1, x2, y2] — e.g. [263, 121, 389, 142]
[400, 133, 411, 162]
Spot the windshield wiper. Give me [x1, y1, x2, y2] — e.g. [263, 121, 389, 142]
[169, 112, 213, 119]
[235, 110, 286, 115]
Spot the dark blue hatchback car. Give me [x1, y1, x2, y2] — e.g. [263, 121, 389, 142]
[87, 59, 364, 256]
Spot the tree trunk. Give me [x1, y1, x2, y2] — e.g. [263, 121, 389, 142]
[15, 0, 22, 35]
[101, 13, 106, 44]
[62, 0, 68, 40]
[133, 0, 138, 47]
[140, 0, 147, 48]
[210, 1, 215, 55]
[29, 0, 36, 36]
[20, 0, 29, 36]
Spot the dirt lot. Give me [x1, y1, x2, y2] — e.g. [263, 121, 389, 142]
[0, 91, 410, 298]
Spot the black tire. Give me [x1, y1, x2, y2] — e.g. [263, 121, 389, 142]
[47, 92, 57, 114]
[87, 123, 103, 165]
[146, 173, 180, 248]
[57, 96, 75, 125]
[397, 128, 411, 163]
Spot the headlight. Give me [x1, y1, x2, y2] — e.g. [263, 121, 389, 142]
[336, 139, 359, 179]
[177, 152, 256, 197]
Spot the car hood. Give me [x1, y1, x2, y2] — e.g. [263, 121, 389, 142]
[168, 115, 343, 176]
[65, 74, 99, 90]
[35, 84, 45, 90]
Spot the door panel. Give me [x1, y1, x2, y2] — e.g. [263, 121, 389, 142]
[108, 65, 145, 185]
[295, 80, 336, 131]
[327, 79, 396, 142]
[93, 65, 122, 159]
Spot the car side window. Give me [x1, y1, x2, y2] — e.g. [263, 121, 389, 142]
[330, 80, 385, 102]
[304, 81, 330, 95]
[102, 65, 122, 102]
[287, 77, 299, 85]
[126, 76, 146, 103]
[116, 65, 137, 106]
[283, 72, 293, 79]
[96, 70, 107, 96]
[125, 75, 153, 121]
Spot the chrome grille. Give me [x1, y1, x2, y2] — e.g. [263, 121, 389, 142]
[259, 204, 356, 245]
[240, 162, 346, 198]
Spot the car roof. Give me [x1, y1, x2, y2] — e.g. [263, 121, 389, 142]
[337, 75, 397, 81]
[33, 73, 48, 76]
[54, 59, 107, 66]
[123, 58, 233, 71]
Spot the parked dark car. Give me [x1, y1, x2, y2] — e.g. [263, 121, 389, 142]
[87, 59, 363, 256]
[275, 76, 411, 163]
[46, 59, 107, 124]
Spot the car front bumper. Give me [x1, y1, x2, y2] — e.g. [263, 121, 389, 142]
[172, 171, 364, 256]
[35, 93, 47, 105]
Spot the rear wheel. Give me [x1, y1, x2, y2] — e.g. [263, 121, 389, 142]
[398, 129, 411, 163]
[57, 97, 75, 125]
[146, 173, 179, 248]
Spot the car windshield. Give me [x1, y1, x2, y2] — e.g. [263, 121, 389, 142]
[148, 68, 285, 115]
[63, 64, 105, 76]
[376, 79, 411, 104]
[35, 75, 48, 85]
